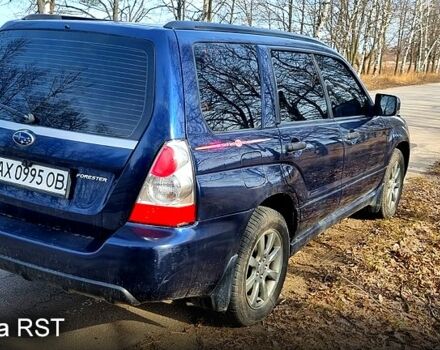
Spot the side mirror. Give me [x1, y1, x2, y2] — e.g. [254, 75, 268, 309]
[374, 93, 401, 116]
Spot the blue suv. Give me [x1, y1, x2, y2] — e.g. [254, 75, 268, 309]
[0, 16, 409, 325]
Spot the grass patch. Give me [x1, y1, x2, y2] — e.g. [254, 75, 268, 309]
[361, 72, 440, 90]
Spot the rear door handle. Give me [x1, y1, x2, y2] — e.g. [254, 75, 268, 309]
[346, 131, 360, 140]
[286, 140, 307, 153]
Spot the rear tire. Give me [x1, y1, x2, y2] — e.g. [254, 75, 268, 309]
[227, 206, 289, 326]
[370, 149, 405, 219]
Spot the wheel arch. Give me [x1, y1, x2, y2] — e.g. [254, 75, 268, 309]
[260, 192, 299, 241]
[396, 141, 410, 174]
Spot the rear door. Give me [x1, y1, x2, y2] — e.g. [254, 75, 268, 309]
[0, 27, 155, 234]
[271, 50, 344, 231]
[184, 41, 283, 221]
[315, 55, 388, 206]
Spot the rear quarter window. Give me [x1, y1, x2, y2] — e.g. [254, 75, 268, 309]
[0, 30, 153, 139]
[194, 43, 261, 133]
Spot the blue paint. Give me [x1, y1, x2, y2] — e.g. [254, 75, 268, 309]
[0, 19, 410, 305]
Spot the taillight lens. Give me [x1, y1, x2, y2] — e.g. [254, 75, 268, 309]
[129, 140, 196, 227]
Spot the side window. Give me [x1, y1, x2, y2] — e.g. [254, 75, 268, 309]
[194, 43, 261, 132]
[316, 55, 369, 118]
[271, 51, 328, 123]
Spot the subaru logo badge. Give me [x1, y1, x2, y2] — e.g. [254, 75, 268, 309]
[12, 130, 35, 147]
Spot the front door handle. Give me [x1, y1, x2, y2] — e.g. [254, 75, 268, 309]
[346, 131, 361, 140]
[286, 140, 307, 153]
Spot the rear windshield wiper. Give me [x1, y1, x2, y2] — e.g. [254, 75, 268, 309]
[0, 103, 36, 124]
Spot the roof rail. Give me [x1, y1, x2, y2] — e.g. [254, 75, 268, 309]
[22, 14, 105, 21]
[164, 21, 325, 46]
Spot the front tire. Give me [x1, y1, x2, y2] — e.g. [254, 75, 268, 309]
[227, 206, 289, 326]
[372, 149, 405, 218]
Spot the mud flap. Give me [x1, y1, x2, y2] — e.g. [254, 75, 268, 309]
[209, 255, 237, 312]
[370, 183, 385, 213]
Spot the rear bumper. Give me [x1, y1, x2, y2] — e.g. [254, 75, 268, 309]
[0, 254, 140, 304]
[0, 211, 251, 303]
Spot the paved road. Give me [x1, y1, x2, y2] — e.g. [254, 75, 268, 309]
[1, 83, 440, 350]
[372, 83, 440, 176]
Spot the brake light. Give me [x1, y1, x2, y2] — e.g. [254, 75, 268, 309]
[129, 140, 196, 227]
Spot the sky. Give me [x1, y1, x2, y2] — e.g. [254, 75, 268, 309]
[0, 2, 176, 26]
[0, 2, 29, 25]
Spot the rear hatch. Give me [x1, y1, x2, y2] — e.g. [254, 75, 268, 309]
[0, 23, 156, 242]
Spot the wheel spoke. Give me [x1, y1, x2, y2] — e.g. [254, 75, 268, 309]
[246, 271, 257, 293]
[268, 246, 281, 263]
[266, 269, 279, 281]
[389, 169, 394, 180]
[259, 279, 268, 301]
[248, 256, 258, 268]
[386, 186, 393, 205]
[265, 232, 275, 255]
[394, 167, 401, 183]
[393, 186, 400, 201]
[249, 279, 260, 306]
[257, 236, 265, 258]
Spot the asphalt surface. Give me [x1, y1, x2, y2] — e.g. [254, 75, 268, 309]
[1, 83, 440, 350]
[373, 83, 440, 176]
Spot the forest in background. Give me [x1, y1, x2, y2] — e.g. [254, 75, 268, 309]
[3, 0, 440, 88]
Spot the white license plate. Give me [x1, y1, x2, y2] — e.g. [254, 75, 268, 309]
[0, 157, 71, 197]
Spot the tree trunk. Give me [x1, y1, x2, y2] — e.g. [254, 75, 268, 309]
[229, 0, 236, 24]
[37, 0, 46, 13]
[300, 0, 306, 34]
[401, 0, 419, 74]
[287, 0, 293, 32]
[394, 0, 409, 74]
[422, 0, 431, 72]
[357, 1, 374, 74]
[112, 0, 119, 21]
[315, 1, 331, 39]
[416, 0, 425, 72]
[49, 0, 55, 14]
[203, 0, 213, 21]
[208, 0, 212, 21]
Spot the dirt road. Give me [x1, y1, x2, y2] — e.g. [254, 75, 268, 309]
[1, 83, 440, 350]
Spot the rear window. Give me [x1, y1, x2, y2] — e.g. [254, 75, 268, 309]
[0, 30, 152, 139]
[194, 43, 261, 133]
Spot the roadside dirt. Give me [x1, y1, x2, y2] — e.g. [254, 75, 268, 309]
[362, 73, 440, 90]
[165, 164, 440, 350]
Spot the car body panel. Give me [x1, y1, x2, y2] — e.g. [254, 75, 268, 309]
[337, 115, 389, 206]
[278, 121, 344, 231]
[0, 208, 252, 301]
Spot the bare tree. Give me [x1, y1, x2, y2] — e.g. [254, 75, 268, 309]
[58, 0, 163, 21]
[3, 0, 440, 79]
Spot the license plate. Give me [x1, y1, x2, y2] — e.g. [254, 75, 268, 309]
[0, 157, 71, 197]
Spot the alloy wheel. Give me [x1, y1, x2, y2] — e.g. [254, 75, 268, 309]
[245, 229, 283, 309]
[386, 162, 402, 212]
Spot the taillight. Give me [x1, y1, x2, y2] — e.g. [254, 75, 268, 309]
[129, 140, 196, 227]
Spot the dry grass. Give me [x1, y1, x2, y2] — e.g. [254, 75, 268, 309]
[361, 72, 440, 90]
[188, 163, 440, 350]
